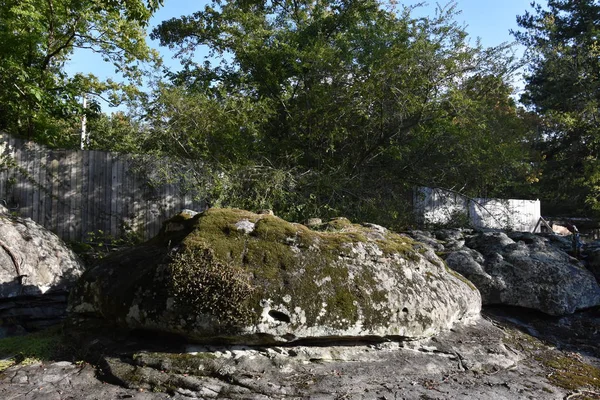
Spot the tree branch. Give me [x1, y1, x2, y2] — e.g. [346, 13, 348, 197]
[351, 114, 425, 172]
[46, 0, 55, 47]
[41, 20, 79, 70]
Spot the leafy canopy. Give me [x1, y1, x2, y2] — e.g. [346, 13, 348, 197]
[0, 0, 163, 146]
[514, 0, 600, 216]
[145, 0, 531, 226]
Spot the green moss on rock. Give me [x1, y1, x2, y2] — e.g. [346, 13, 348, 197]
[375, 235, 417, 258]
[537, 353, 600, 391]
[169, 209, 424, 333]
[444, 262, 478, 291]
[325, 217, 353, 231]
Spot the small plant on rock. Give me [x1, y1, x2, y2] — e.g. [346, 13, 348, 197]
[169, 247, 255, 329]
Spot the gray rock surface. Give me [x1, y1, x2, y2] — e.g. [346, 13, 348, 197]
[414, 229, 600, 315]
[98, 317, 525, 399]
[408, 230, 446, 251]
[434, 228, 469, 250]
[0, 209, 83, 297]
[69, 208, 481, 344]
[3, 311, 597, 399]
[0, 209, 85, 335]
[0, 361, 166, 400]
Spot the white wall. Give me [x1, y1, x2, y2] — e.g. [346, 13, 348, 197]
[415, 187, 541, 232]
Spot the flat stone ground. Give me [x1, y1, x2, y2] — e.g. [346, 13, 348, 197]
[0, 307, 598, 400]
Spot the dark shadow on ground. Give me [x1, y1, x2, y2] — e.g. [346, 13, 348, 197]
[483, 305, 600, 359]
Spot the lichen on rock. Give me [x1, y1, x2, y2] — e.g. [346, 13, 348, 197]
[69, 208, 481, 344]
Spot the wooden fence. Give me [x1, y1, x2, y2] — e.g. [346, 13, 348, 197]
[0, 134, 204, 242]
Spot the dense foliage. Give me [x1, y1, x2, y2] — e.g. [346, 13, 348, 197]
[144, 0, 532, 226]
[514, 0, 600, 217]
[0, 0, 162, 146]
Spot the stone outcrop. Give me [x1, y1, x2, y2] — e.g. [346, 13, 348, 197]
[407, 229, 600, 316]
[0, 205, 85, 335]
[5, 308, 599, 399]
[95, 317, 523, 399]
[68, 208, 481, 344]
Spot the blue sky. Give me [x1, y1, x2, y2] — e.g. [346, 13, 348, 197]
[65, 0, 536, 110]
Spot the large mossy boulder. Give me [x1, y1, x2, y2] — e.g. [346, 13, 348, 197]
[68, 208, 480, 344]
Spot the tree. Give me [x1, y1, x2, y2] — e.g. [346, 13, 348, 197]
[514, 0, 600, 216]
[85, 111, 146, 153]
[0, 0, 163, 147]
[148, 0, 531, 227]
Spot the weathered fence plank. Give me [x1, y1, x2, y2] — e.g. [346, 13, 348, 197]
[15, 142, 23, 211]
[73, 150, 83, 241]
[68, 150, 78, 241]
[111, 156, 119, 238]
[23, 145, 33, 219]
[50, 153, 59, 234]
[39, 149, 48, 227]
[57, 151, 66, 239]
[31, 145, 40, 223]
[81, 150, 90, 240]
